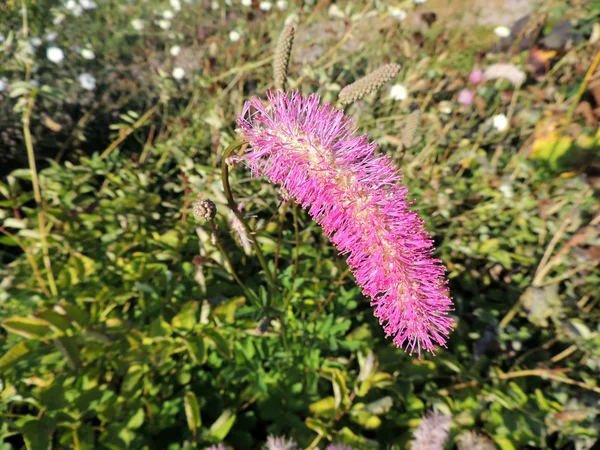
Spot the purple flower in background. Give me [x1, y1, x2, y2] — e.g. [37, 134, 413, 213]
[238, 91, 453, 356]
[265, 435, 298, 450]
[326, 445, 355, 450]
[469, 68, 483, 84]
[457, 89, 474, 106]
[410, 410, 452, 450]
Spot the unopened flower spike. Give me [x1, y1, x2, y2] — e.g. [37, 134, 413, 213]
[339, 63, 401, 105]
[273, 23, 295, 91]
[238, 90, 454, 356]
[193, 199, 217, 221]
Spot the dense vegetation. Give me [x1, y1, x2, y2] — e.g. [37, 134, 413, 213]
[1, 0, 599, 449]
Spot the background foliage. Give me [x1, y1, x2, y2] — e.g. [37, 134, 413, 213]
[1, 0, 600, 449]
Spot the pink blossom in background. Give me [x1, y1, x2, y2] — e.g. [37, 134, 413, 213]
[457, 89, 474, 105]
[238, 90, 454, 356]
[469, 68, 483, 84]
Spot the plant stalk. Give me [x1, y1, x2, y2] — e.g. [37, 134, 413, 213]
[221, 141, 276, 290]
[23, 96, 58, 297]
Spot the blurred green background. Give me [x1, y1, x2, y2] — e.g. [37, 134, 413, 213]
[1, 0, 599, 449]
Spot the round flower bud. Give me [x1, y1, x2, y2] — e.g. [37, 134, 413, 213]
[193, 199, 216, 221]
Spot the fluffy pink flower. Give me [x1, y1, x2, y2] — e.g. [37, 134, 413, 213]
[237, 91, 453, 356]
[469, 68, 483, 84]
[457, 89, 474, 106]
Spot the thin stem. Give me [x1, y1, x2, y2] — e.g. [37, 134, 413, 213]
[292, 203, 300, 279]
[273, 202, 289, 278]
[208, 219, 250, 296]
[567, 49, 600, 120]
[221, 141, 276, 289]
[99, 104, 159, 160]
[23, 95, 58, 297]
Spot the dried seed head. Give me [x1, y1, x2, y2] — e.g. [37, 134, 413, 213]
[339, 63, 401, 105]
[402, 108, 421, 149]
[193, 199, 217, 221]
[273, 23, 295, 91]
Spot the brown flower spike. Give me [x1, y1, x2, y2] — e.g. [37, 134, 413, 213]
[273, 23, 295, 91]
[339, 63, 401, 105]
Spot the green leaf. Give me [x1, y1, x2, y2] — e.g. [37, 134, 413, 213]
[0, 341, 31, 370]
[21, 416, 55, 450]
[126, 408, 145, 430]
[309, 397, 337, 418]
[203, 328, 231, 358]
[2, 317, 52, 340]
[172, 302, 199, 332]
[56, 302, 90, 327]
[184, 391, 202, 437]
[53, 337, 82, 370]
[206, 409, 236, 441]
[184, 336, 205, 364]
[305, 417, 331, 439]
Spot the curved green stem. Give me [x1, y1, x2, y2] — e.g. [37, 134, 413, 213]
[221, 141, 276, 290]
[208, 219, 251, 297]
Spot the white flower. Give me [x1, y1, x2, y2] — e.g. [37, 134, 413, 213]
[413, 0, 427, 3]
[438, 100, 452, 115]
[494, 26, 511, 38]
[241, 0, 252, 6]
[131, 19, 145, 31]
[81, 48, 95, 60]
[328, 4, 345, 19]
[276, 0, 288, 9]
[0, 79, 7, 92]
[170, 45, 181, 56]
[66, 0, 83, 16]
[229, 30, 241, 42]
[260, 1, 272, 11]
[211, 0, 219, 9]
[169, 0, 182, 11]
[162, 10, 174, 20]
[172, 67, 186, 80]
[0, 33, 5, 43]
[30, 37, 43, 47]
[46, 31, 58, 41]
[389, 7, 407, 20]
[79, 0, 97, 10]
[492, 114, 509, 131]
[47, 46, 65, 64]
[389, 83, 408, 101]
[78, 72, 96, 90]
[157, 19, 171, 30]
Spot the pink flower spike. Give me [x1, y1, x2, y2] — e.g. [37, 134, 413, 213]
[457, 89, 474, 106]
[237, 90, 454, 357]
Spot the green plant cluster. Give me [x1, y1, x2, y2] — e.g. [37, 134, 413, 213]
[1, 0, 600, 449]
